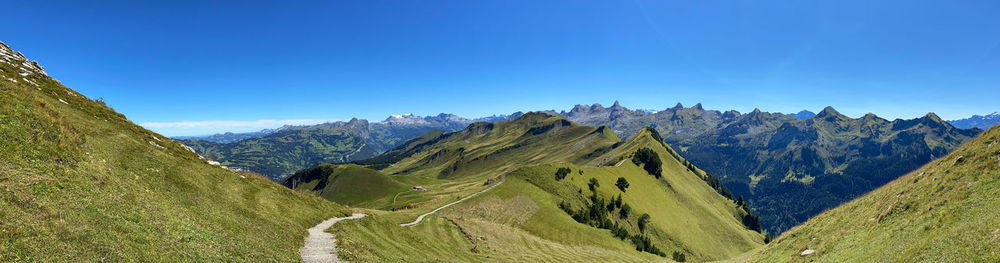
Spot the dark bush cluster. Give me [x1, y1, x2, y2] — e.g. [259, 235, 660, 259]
[588, 177, 600, 191]
[615, 177, 629, 192]
[631, 234, 666, 257]
[631, 148, 663, 178]
[558, 193, 613, 229]
[741, 210, 762, 232]
[555, 167, 572, 180]
[637, 213, 651, 233]
[701, 171, 734, 200]
[739, 199, 762, 231]
[672, 251, 686, 262]
[558, 193, 665, 257]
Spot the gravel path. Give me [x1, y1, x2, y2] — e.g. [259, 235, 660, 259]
[399, 173, 507, 227]
[301, 213, 366, 263]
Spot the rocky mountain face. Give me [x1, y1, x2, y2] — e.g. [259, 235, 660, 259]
[557, 102, 981, 234]
[947, 112, 1000, 130]
[179, 113, 478, 181]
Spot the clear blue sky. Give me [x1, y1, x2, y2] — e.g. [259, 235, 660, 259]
[3, 1, 998, 136]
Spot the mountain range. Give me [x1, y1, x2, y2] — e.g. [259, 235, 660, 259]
[947, 112, 1000, 130]
[173, 128, 282, 143]
[285, 113, 764, 261]
[179, 100, 983, 234]
[558, 102, 981, 234]
[178, 113, 527, 181]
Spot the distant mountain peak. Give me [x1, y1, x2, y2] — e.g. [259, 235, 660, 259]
[672, 103, 684, 110]
[815, 106, 846, 120]
[790, 110, 816, 120]
[609, 100, 628, 113]
[692, 103, 704, 111]
[387, 113, 414, 119]
[922, 112, 945, 123]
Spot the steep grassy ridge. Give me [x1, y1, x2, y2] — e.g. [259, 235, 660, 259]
[750, 125, 1000, 262]
[0, 41, 349, 262]
[329, 126, 763, 262]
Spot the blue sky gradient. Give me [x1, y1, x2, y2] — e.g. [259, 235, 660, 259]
[2, 1, 998, 136]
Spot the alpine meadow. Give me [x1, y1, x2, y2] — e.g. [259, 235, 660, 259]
[3, 1, 999, 262]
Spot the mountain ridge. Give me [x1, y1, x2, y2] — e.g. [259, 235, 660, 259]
[947, 112, 1000, 130]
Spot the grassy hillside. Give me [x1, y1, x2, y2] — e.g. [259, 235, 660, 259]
[380, 112, 622, 180]
[0, 41, 349, 262]
[284, 164, 409, 208]
[327, 126, 763, 262]
[749, 125, 1000, 262]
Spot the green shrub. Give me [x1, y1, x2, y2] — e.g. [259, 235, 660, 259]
[555, 167, 572, 180]
[672, 251, 686, 262]
[615, 177, 630, 192]
[631, 148, 662, 178]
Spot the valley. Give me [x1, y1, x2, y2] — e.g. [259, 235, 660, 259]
[3, 3, 997, 260]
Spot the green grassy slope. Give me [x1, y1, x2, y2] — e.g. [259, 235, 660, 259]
[0, 41, 349, 262]
[284, 164, 409, 208]
[329, 127, 763, 262]
[380, 112, 621, 180]
[750, 125, 1000, 262]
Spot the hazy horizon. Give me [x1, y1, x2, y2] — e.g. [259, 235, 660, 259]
[3, 1, 998, 136]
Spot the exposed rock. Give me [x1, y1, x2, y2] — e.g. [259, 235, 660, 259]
[800, 249, 816, 256]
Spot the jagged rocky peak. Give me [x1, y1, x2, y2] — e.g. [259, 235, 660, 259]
[671, 102, 684, 110]
[0, 41, 49, 77]
[611, 100, 624, 108]
[722, 110, 741, 119]
[589, 103, 605, 111]
[609, 100, 628, 112]
[692, 103, 704, 111]
[571, 104, 590, 113]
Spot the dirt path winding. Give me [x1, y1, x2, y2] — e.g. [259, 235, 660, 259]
[399, 173, 507, 227]
[301, 213, 366, 263]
